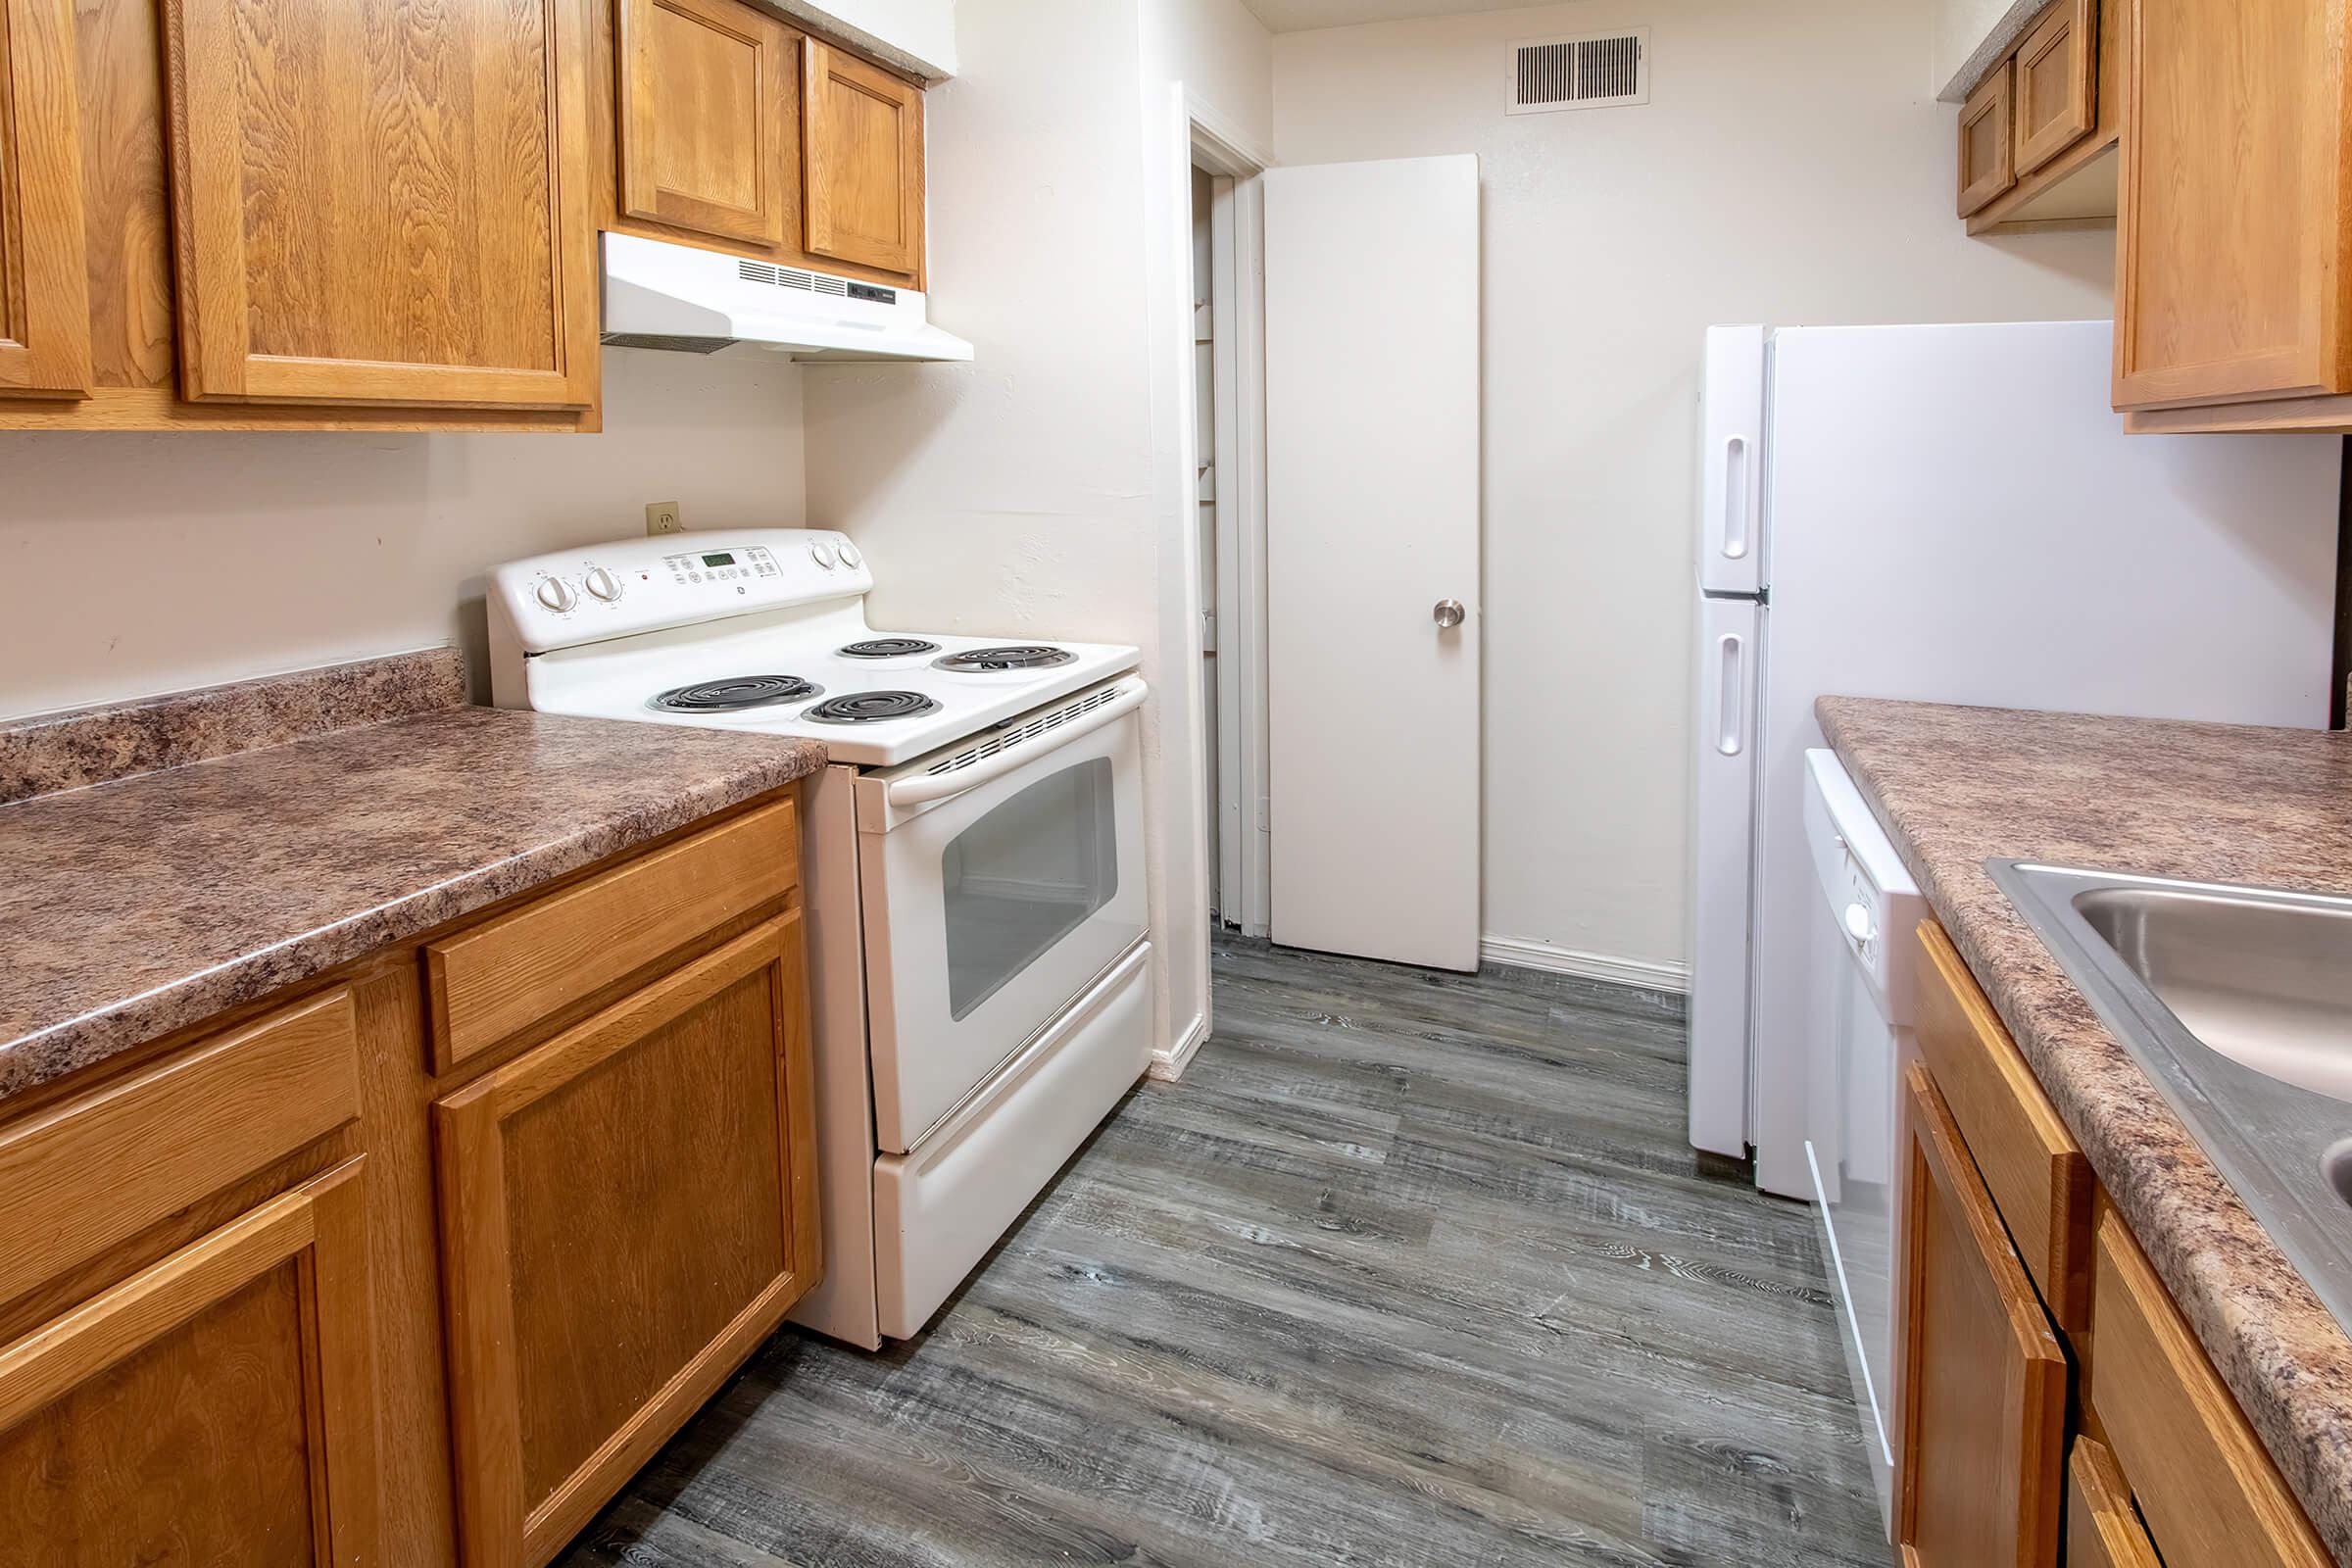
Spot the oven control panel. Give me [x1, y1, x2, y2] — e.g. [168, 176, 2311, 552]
[490, 528, 874, 653]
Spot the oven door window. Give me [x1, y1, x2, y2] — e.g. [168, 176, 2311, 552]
[943, 759, 1120, 1020]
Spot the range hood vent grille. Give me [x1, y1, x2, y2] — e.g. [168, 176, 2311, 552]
[737, 258, 852, 297]
[1510, 29, 1647, 114]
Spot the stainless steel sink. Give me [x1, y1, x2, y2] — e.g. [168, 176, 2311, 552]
[1989, 860, 2352, 1330]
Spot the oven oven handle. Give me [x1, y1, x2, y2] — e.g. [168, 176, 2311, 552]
[885, 678, 1150, 808]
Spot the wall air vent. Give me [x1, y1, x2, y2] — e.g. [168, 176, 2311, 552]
[1509, 28, 1648, 114]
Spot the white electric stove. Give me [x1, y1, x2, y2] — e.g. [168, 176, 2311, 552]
[488, 528, 1152, 1347]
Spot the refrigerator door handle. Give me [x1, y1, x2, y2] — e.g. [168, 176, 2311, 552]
[1719, 437, 1751, 562]
[1716, 631, 1747, 756]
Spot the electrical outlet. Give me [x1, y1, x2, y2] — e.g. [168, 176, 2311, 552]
[645, 501, 683, 536]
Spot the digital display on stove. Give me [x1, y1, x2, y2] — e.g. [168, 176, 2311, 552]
[701, 552, 736, 567]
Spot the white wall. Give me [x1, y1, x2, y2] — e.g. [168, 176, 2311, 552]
[1143, 0, 1275, 154]
[804, 0, 1270, 1069]
[1273, 0, 2114, 976]
[0, 348, 808, 719]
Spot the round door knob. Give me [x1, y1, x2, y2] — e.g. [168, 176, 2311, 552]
[582, 566, 622, 602]
[838, 540, 863, 567]
[1433, 598, 1466, 629]
[809, 541, 838, 568]
[535, 576, 577, 612]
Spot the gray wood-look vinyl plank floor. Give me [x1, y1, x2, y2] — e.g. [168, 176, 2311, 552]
[556, 936, 1891, 1568]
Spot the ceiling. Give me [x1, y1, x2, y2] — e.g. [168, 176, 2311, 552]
[1241, 0, 1532, 32]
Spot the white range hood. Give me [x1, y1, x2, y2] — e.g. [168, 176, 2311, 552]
[601, 231, 972, 364]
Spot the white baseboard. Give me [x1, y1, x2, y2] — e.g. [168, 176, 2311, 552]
[1479, 934, 1690, 995]
[1149, 1011, 1209, 1082]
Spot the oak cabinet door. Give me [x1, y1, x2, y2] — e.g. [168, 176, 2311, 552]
[618, 0, 798, 251]
[802, 39, 922, 277]
[1895, 1065, 2067, 1568]
[0, 0, 91, 397]
[0, 1159, 379, 1564]
[1956, 61, 2016, 217]
[2012, 0, 2096, 176]
[434, 911, 820, 1568]
[2114, 0, 2352, 410]
[159, 0, 600, 409]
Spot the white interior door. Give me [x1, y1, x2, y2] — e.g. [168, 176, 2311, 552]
[1264, 154, 1481, 971]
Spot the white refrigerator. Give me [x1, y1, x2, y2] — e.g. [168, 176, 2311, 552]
[1687, 319, 2342, 1199]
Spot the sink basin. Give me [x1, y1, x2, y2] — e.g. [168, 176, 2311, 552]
[2070, 881, 2352, 1102]
[1989, 860, 2352, 1334]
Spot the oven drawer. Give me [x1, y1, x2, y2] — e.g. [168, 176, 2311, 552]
[873, 941, 1150, 1339]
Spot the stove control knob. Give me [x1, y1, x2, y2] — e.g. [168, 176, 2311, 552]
[838, 540, 863, 567]
[535, 576, 577, 612]
[808, 541, 838, 569]
[582, 566, 623, 603]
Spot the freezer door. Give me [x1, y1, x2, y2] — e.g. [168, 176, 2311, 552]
[1687, 593, 1761, 1156]
[1695, 324, 1767, 597]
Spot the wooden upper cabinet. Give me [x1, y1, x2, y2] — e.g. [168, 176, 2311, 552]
[803, 39, 923, 277]
[158, 0, 600, 409]
[618, 0, 798, 251]
[1895, 1064, 2067, 1568]
[2114, 0, 2352, 414]
[0, 0, 91, 397]
[1957, 61, 2017, 218]
[2013, 0, 2095, 175]
[0, 1160, 379, 1564]
[434, 912, 819, 1566]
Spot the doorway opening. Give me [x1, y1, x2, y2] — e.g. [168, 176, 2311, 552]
[1187, 119, 1270, 941]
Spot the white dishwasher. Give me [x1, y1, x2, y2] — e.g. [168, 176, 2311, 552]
[1798, 748, 1924, 1540]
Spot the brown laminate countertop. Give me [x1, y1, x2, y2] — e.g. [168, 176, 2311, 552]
[0, 707, 825, 1103]
[1819, 696, 2352, 1564]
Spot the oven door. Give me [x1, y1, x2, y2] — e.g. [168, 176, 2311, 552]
[856, 676, 1149, 1152]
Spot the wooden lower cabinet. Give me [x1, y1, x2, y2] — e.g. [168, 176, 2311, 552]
[1, 786, 815, 1564]
[0, 1159, 379, 1564]
[1905, 918, 2334, 1568]
[434, 909, 821, 1567]
[1896, 1064, 2068, 1566]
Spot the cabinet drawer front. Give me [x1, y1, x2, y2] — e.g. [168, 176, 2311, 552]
[1912, 922, 2092, 1328]
[426, 794, 799, 1070]
[2013, 0, 2096, 175]
[2088, 1208, 2328, 1568]
[1896, 1065, 2067, 1567]
[0, 986, 360, 1307]
[1957, 61, 2017, 217]
[2067, 1438, 2160, 1568]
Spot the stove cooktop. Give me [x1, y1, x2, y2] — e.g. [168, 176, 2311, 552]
[492, 529, 1142, 765]
[531, 620, 1139, 765]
